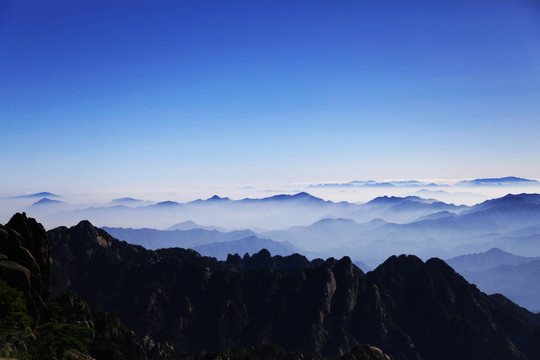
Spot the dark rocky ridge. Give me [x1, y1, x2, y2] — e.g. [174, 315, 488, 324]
[0, 212, 51, 320]
[48, 220, 540, 359]
[0, 213, 393, 360]
[0, 214, 158, 359]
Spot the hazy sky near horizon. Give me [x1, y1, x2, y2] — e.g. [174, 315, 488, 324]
[1, 0, 540, 195]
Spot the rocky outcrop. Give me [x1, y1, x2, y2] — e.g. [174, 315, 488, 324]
[48, 220, 540, 359]
[0, 214, 164, 360]
[354, 255, 530, 359]
[0, 212, 51, 320]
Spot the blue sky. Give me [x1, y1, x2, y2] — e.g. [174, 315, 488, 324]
[1, 0, 540, 195]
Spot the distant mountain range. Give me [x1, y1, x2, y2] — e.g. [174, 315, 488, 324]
[11, 186, 539, 232]
[93, 193, 540, 312]
[263, 218, 387, 252]
[447, 247, 540, 273]
[446, 248, 540, 311]
[311, 176, 539, 188]
[102, 225, 303, 259]
[5, 189, 540, 313]
[41, 191, 362, 229]
[250, 193, 540, 264]
[310, 180, 440, 188]
[41, 193, 540, 272]
[101, 226, 257, 250]
[457, 177, 539, 186]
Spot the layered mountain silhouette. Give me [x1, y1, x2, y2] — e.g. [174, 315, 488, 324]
[311, 177, 539, 189]
[41, 191, 464, 230]
[47, 219, 540, 360]
[168, 220, 222, 231]
[192, 235, 301, 260]
[7, 192, 62, 199]
[447, 248, 540, 311]
[101, 226, 257, 250]
[457, 177, 539, 186]
[30, 197, 65, 207]
[263, 218, 387, 252]
[86, 194, 540, 313]
[446, 248, 540, 273]
[35, 191, 540, 237]
[8, 191, 540, 315]
[462, 260, 540, 312]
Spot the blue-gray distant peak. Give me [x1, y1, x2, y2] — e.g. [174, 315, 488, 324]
[31, 197, 65, 206]
[110, 197, 146, 204]
[167, 221, 222, 231]
[471, 193, 540, 210]
[192, 235, 302, 260]
[458, 177, 538, 186]
[293, 191, 316, 198]
[152, 200, 182, 207]
[235, 192, 326, 204]
[314, 218, 357, 224]
[113, 197, 139, 202]
[207, 195, 230, 201]
[264, 192, 326, 202]
[10, 192, 62, 199]
[367, 195, 430, 205]
[367, 195, 405, 204]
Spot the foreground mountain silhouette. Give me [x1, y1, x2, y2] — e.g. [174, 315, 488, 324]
[1, 214, 391, 359]
[47, 219, 540, 359]
[0, 213, 149, 359]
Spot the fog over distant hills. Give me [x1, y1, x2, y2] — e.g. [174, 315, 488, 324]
[3, 0, 540, 356]
[2, 178, 540, 311]
[2, 176, 539, 226]
[311, 176, 539, 188]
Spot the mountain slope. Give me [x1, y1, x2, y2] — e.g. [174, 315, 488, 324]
[462, 260, 540, 312]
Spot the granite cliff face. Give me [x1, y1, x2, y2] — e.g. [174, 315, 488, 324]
[0, 212, 51, 320]
[0, 214, 156, 359]
[48, 220, 540, 360]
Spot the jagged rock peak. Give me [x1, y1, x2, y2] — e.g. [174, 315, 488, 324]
[1, 213, 51, 319]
